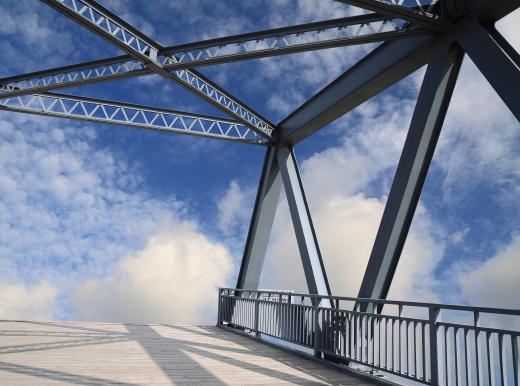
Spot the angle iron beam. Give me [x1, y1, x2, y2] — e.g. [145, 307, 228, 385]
[486, 25, 520, 70]
[41, 0, 275, 140]
[237, 147, 283, 290]
[334, 0, 443, 30]
[278, 35, 433, 145]
[456, 20, 520, 122]
[0, 92, 264, 144]
[358, 40, 464, 303]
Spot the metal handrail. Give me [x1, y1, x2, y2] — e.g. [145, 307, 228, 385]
[217, 288, 520, 386]
[219, 287, 520, 316]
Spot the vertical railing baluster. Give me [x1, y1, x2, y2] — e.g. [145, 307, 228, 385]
[254, 292, 259, 337]
[372, 316, 376, 365]
[475, 312, 481, 386]
[360, 313, 364, 362]
[379, 316, 382, 368]
[414, 321, 417, 379]
[366, 313, 370, 363]
[217, 288, 222, 325]
[319, 301, 324, 354]
[498, 333, 504, 386]
[360, 313, 363, 361]
[422, 322, 426, 381]
[512, 335, 518, 386]
[314, 303, 319, 357]
[278, 294, 282, 338]
[391, 317, 394, 371]
[327, 308, 334, 352]
[351, 312, 354, 360]
[384, 317, 387, 369]
[429, 307, 440, 386]
[464, 329, 469, 386]
[399, 305, 403, 374]
[406, 320, 409, 375]
[343, 311, 347, 357]
[444, 326, 449, 386]
[454, 327, 459, 386]
[486, 332, 492, 386]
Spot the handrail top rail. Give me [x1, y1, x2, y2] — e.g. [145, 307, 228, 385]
[220, 287, 520, 316]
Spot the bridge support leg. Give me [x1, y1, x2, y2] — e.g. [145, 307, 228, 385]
[358, 41, 464, 302]
[236, 146, 283, 290]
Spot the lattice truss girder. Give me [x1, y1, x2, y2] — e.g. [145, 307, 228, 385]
[0, 93, 261, 143]
[0, 59, 146, 98]
[160, 16, 418, 67]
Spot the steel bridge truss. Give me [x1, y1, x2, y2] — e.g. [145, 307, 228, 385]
[1, 0, 519, 368]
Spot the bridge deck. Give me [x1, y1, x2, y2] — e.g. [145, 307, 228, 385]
[0, 320, 377, 385]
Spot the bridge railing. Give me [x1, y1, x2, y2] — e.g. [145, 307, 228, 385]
[217, 288, 520, 386]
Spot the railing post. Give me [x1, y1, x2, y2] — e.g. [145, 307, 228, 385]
[254, 291, 260, 337]
[474, 311, 481, 386]
[217, 288, 223, 325]
[314, 298, 320, 358]
[429, 306, 440, 385]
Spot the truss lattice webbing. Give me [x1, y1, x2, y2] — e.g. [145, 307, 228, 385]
[0, 58, 148, 98]
[42, 0, 275, 140]
[160, 14, 427, 69]
[0, 93, 264, 144]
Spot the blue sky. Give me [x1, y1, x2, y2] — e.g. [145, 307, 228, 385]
[0, 0, 518, 323]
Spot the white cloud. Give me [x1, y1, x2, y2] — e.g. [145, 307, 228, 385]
[217, 180, 253, 236]
[0, 112, 239, 322]
[261, 191, 443, 303]
[72, 220, 234, 324]
[435, 58, 520, 201]
[496, 7, 520, 53]
[459, 234, 520, 309]
[0, 280, 57, 320]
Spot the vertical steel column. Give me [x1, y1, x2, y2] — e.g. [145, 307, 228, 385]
[277, 146, 332, 297]
[358, 41, 464, 301]
[236, 146, 283, 290]
[456, 21, 520, 121]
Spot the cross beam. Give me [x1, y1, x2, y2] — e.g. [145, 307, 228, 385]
[0, 92, 262, 144]
[160, 14, 430, 69]
[0, 13, 429, 99]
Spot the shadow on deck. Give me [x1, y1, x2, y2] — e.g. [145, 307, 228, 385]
[0, 320, 379, 385]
